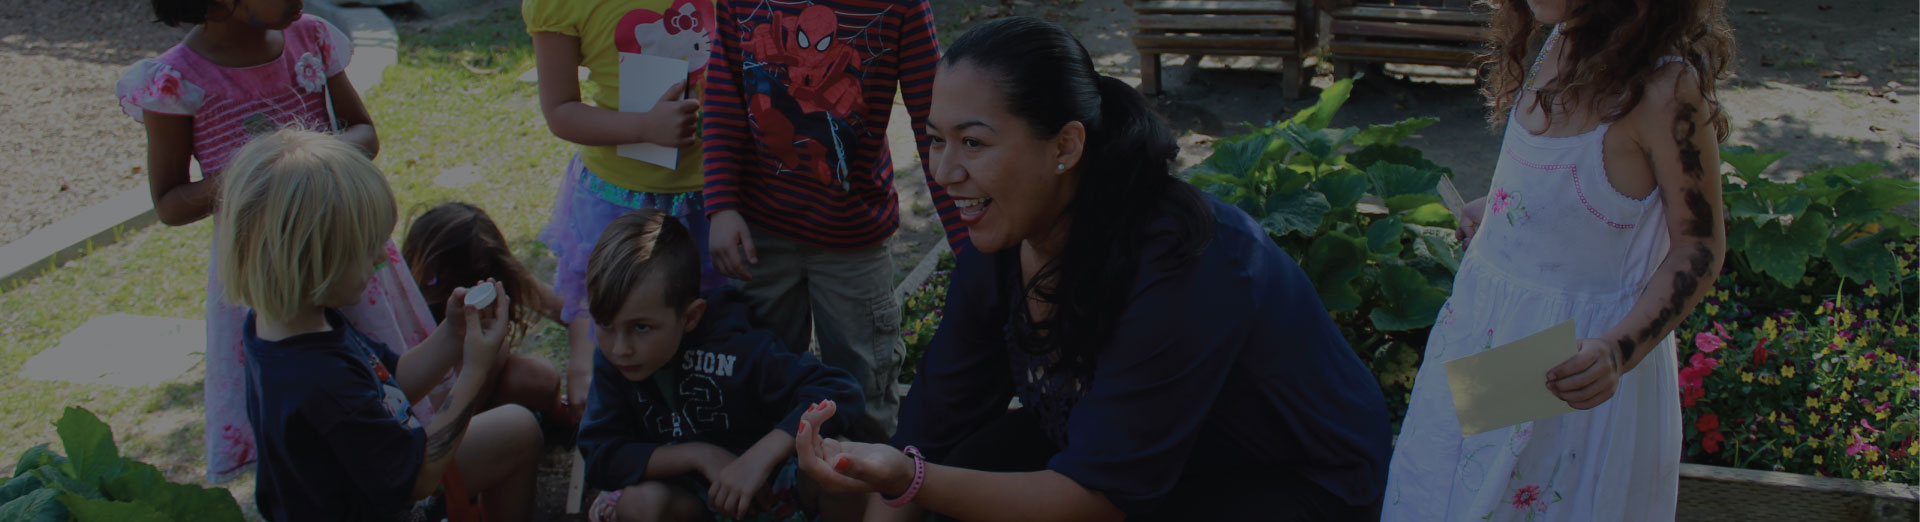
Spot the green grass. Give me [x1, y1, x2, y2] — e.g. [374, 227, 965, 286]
[0, 5, 571, 510]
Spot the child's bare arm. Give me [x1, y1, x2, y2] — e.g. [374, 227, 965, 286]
[1602, 66, 1726, 372]
[324, 73, 379, 158]
[408, 295, 512, 499]
[708, 429, 795, 518]
[395, 287, 480, 402]
[143, 112, 218, 226]
[530, 32, 696, 148]
[1547, 65, 1726, 409]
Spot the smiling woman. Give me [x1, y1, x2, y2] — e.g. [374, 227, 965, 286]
[787, 16, 1393, 522]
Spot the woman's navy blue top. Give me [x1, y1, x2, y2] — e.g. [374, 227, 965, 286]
[893, 194, 1392, 516]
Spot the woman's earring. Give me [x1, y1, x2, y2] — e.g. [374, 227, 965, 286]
[1056, 163, 1066, 172]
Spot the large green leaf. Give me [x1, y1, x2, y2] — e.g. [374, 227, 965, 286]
[1261, 190, 1332, 239]
[1402, 202, 1458, 227]
[1854, 177, 1920, 210]
[1366, 216, 1405, 256]
[1829, 191, 1882, 226]
[0, 489, 66, 522]
[1278, 126, 1358, 162]
[58, 494, 168, 522]
[1719, 145, 1788, 179]
[1289, 77, 1356, 130]
[1347, 143, 1448, 173]
[1366, 162, 1444, 199]
[1304, 232, 1369, 312]
[0, 473, 43, 506]
[29, 467, 98, 501]
[1827, 232, 1900, 286]
[1743, 213, 1829, 286]
[1189, 133, 1274, 178]
[11, 446, 62, 479]
[1417, 233, 1462, 274]
[1351, 117, 1438, 147]
[1385, 194, 1443, 215]
[101, 462, 244, 522]
[55, 408, 123, 486]
[1316, 172, 1372, 210]
[1369, 264, 1450, 331]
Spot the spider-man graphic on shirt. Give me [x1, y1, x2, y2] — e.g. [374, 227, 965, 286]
[742, 3, 869, 190]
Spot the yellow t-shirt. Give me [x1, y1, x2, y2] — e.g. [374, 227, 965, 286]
[523, 0, 714, 194]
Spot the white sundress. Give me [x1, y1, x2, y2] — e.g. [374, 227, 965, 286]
[1379, 56, 1691, 521]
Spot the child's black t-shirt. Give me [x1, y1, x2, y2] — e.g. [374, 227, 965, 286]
[244, 309, 426, 522]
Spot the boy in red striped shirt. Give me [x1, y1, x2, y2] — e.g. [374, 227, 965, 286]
[701, 0, 959, 442]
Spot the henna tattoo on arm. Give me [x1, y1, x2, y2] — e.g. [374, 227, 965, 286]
[1613, 100, 1720, 366]
[424, 400, 479, 461]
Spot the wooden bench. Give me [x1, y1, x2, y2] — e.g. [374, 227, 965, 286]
[1316, 0, 1491, 76]
[1130, 0, 1315, 98]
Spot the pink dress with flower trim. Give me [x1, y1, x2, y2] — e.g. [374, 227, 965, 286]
[115, 15, 441, 484]
[1379, 59, 1692, 521]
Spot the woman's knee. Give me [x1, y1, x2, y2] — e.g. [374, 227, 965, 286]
[481, 403, 545, 463]
[497, 355, 562, 407]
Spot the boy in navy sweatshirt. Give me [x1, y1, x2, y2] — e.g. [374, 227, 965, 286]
[578, 208, 866, 522]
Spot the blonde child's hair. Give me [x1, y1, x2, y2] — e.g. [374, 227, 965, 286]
[216, 130, 397, 321]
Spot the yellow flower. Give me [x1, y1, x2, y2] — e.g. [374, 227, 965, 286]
[1815, 455, 1824, 465]
[1741, 372, 1754, 383]
[1785, 424, 1797, 435]
[1840, 390, 1851, 402]
[1853, 469, 1862, 479]
[1865, 450, 1881, 461]
[1783, 447, 1795, 458]
[1873, 465, 1889, 478]
[1898, 325, 1911, 337]
[1807, 396, 1820, 408]
[1877, 390, 1892, 403]
[1705, 303, 1720, 316]
[1770, 411, 1779, 423]
[1845, 376, 1857, 390]
[1763, 317, 1779, 336]
[1716, 289, 1729, 300]
[1803, 296, 1813, 304]
[1784, 365, 1797, 378]
[1831, 403, 1843, 415]
[1865, 285, 1879, 297]
[1811, 413, 1823, 425]
[1867, 309, 1880, 320]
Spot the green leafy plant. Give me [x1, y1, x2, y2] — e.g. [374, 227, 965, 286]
[1183, 76, 1462, 426]
[0, 407, 244, 522]
[1719, 146, 1919, 298]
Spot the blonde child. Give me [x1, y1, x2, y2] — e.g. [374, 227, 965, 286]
[218, 130, 541, 521]
[523, 0, 727, 426]
[1382, 0, 1734, 519]
[116, 0, 440, 482]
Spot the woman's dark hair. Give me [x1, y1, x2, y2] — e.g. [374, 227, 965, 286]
[401, 202, 545, 344]
[942, 16, 1214, 368]
[152, 0, 219, 27]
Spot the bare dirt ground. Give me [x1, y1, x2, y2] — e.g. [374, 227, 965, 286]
[0, 0, 187, 245]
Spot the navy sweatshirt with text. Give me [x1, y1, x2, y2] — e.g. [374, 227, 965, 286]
[577, 288, 865, 491]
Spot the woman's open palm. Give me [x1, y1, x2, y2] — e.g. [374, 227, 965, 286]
[794, 400, 914, 497]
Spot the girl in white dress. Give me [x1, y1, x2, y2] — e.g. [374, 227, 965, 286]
[1382, 0, 1734, 520]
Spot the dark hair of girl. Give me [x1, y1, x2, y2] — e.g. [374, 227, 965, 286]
[942, 16, 1214, 368]
[151, 0, 218, 27]
[401, 202, 545, 344]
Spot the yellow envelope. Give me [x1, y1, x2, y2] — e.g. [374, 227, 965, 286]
[1444, 320, 1578, 436]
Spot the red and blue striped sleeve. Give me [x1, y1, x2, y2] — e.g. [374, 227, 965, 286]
[899, 0, 968, 252]
[700, 0, 751, 216]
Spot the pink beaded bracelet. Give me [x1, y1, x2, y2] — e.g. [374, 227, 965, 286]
[881, 446, 926, 507]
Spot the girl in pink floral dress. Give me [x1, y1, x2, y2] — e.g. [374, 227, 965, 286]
[116, 0, 439, 483]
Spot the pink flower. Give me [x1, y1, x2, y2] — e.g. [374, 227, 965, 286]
[1845, 434, 1874, 457]
[1688, 353, 1721, 370]
[294, 52, 327, 93]
[146, 69, 183, 101]
[1712, 321, 1730, 339]
[1694, 332, 1724, 353]
[1491, 188, 1512, 213]
[1510, 485, 1542, 511]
